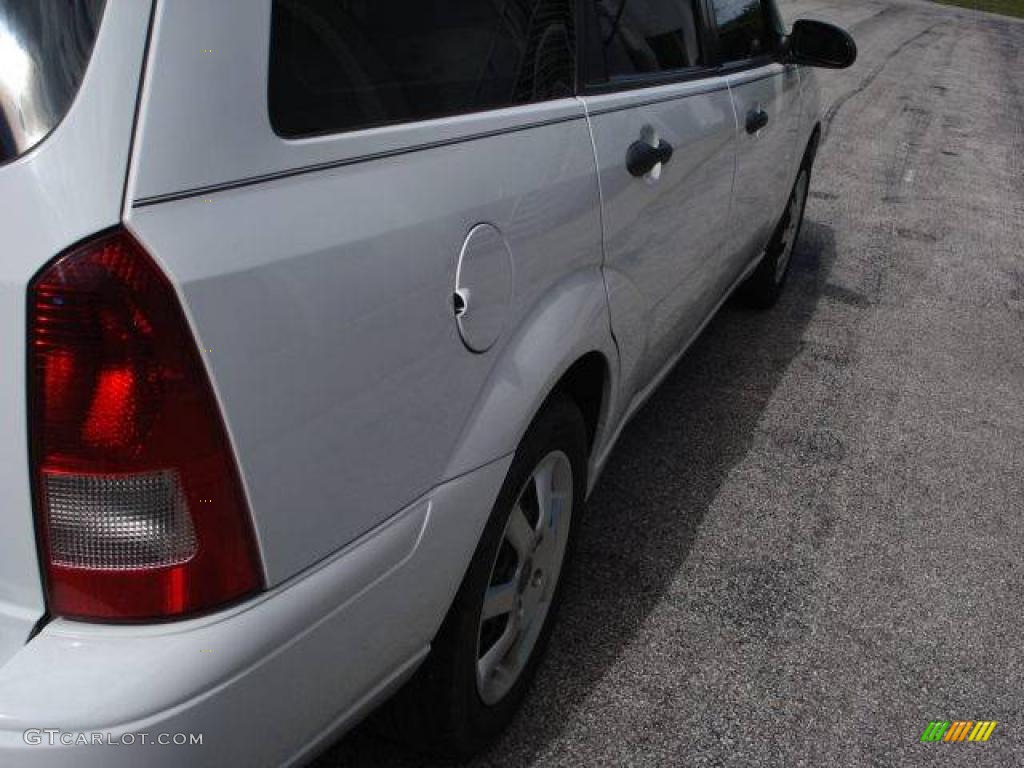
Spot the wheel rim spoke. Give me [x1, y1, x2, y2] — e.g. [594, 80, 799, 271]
[476, 613, 519, 690]
[505, 503, 536, 557]
[535, 466, 569, 569]
[533, 458, 556, 531]
[482, 581, 517, 621]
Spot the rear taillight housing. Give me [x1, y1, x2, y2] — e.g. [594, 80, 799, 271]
[29, 230, 263, 620]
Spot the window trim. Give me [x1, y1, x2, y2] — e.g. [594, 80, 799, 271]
[579, 0, 722, 96]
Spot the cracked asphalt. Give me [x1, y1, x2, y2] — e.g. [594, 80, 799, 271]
[316, 1, 1024, 765]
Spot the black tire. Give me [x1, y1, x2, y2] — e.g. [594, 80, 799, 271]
[739, 148, 815, 310]
[379, 395, 588, 759]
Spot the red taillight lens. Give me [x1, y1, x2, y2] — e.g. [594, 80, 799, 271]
[29, 230, 263, 620]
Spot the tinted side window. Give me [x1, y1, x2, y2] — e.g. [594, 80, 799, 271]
[711, 0, 773, 63]
[270, 0, 576, 138]
[595, 0, 704, 78]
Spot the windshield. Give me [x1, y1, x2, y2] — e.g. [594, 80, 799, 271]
[0, 0, 106, 166]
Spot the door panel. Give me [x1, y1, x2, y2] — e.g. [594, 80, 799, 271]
[724, 63, 803, 274]
[585, 79, 737, 406]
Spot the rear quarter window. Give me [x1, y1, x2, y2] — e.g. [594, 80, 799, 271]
[269, 0, 577, 139]
[0, 0, 106, 166]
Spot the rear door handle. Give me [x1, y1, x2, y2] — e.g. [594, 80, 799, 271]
[627, 139, 674, 178]
[746, 108, 769, 135]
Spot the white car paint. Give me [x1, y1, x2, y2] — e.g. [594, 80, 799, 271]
[0, 0, 153, 672]
[0, 0, 827, 765]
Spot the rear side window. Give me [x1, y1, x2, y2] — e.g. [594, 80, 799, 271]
[595, 0, 704, 78]
[711, 0, 773, 63]
[0, 0, 106, 166]
[269, 0, 576, 138]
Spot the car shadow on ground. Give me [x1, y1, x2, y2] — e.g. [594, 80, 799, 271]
[317, 216, 838, 768]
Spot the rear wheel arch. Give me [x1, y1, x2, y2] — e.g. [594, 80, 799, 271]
[441, 269, 618, 482]
[543, 351, 610, 462]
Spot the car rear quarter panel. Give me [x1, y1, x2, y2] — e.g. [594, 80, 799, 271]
[125, 0, 611, 584]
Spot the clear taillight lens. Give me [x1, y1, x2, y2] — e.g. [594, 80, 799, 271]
[44, 470, 197, 570]
[29, 230, 263, 620]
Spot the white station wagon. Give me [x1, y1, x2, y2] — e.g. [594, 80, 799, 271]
[0, 1, 854, 765]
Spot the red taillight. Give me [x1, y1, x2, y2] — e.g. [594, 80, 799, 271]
[29, 230, 263, 620]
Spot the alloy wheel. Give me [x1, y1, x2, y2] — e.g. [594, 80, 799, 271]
[475, 450, 574, 706]
[775, 169, 810, 284]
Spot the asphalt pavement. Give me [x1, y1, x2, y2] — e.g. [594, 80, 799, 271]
[317, 1, 1024, 765]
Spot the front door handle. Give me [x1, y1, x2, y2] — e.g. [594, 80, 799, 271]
[746, 108, 769, 134]
[627, 139, 674, 178]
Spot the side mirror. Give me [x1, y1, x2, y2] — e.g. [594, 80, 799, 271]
[786, 20, 857, 69]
